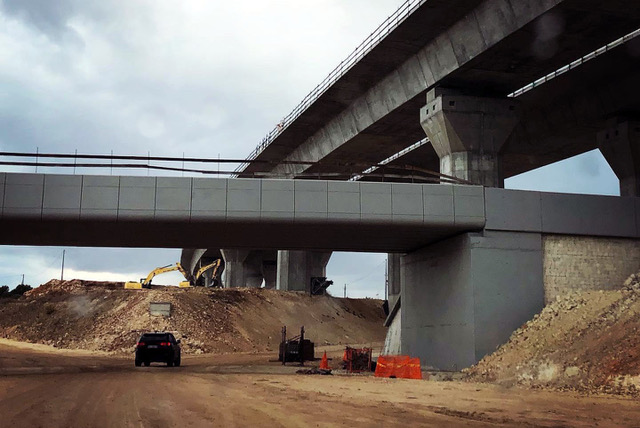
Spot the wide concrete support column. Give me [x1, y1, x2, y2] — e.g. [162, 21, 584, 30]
[400, 231, 544, 370]
[420, 88, 519, 187]
[597, 121, 640, 197]
[220, 249, 250, 288]
[276, 250, 332, 293]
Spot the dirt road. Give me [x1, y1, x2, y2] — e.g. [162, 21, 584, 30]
[1, 340, 639, 427]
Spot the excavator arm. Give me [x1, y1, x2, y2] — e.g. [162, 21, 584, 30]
[141, 264, 179, 286]
[125, 262, 192, 289]
[194, 259, 222, 286]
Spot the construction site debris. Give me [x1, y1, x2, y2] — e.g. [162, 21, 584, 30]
[296, 368, 332, 375]
[310, 277, 333, 295]
[1, 279, 386, 356]
[464, 271, 640, 396]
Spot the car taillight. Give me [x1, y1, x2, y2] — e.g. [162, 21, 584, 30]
[160, 342, 170, 346]
[137, 342, 145, 347]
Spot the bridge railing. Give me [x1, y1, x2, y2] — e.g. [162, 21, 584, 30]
[234, 0, 426, 174]
[509, 28, 640, 98]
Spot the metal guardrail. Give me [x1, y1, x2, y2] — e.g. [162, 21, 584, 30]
[350, 138, 429, 181]
[234, 0, 426, 174]
[509, 28, 640, 98]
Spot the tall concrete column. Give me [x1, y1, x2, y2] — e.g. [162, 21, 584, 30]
[597, 121, 640, 197]
[220, 249, 250, 288]
[276, 250, 332, 293]
[420, 88, 519, 187]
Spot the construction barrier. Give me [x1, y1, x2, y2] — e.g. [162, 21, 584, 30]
[319, 351, 330, 370]
[374, 355, 422, 379]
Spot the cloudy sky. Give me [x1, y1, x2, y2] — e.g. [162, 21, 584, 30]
[0, 0, 620, 297]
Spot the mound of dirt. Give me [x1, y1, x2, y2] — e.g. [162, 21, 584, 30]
[0, 279, 386, 356]
[465, 272, 640, 396]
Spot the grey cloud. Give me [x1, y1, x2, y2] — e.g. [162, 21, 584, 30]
[0, 0, 118, 42]
[1, 0, 79, 40]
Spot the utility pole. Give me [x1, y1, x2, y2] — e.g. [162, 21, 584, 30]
[61, 250, 66, 281]
[384, 258, 388, 301]
[343, 284, 347, 298]
[21, 274, 24, 285]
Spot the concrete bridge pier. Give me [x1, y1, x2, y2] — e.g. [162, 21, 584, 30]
[276, 250, 332, 293]
[420, 88, 519, 187]
[220, 249, 263, 288]
[598, 120, 640, 197]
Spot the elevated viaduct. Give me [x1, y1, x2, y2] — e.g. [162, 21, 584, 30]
[4, 0, 639, 369]
[176, 0, 640, 367]
[188, 0, 640, 309]
[2, 172, 640, 368]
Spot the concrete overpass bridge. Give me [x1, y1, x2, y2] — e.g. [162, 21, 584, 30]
[220, 0, 640, 295]
[173, 0, 640, 367]
[4, 0, 639, 369]
[237, 0, 640, 184]
[2, 172, 640, 368]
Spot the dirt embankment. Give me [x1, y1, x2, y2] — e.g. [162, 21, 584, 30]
[0, 279, 386, 355]
[465, 272, 640, 396]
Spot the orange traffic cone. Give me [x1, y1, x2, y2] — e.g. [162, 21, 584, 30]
[319, 351, 330, 370]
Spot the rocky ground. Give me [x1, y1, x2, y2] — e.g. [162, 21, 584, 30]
[2, 339, 640, 428]
[465, 272, 640, 396]
[0, 279, 386, 355]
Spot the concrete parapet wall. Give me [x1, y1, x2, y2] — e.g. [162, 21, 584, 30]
[543, 235, 640, 303]
[484, 188, 640, 239]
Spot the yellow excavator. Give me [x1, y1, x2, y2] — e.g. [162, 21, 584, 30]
[193, 259, 222, 287]
[125, 263, 192, 289]
[124, 259, 223, 289]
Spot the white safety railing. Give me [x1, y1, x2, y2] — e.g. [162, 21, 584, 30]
[509, 28, 640, 98]
[235, 0, 427, 173]
[350, 138, 429, 181]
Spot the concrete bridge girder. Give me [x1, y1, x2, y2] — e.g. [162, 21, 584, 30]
[266, 0, 561, 178]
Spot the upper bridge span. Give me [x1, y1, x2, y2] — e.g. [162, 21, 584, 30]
[238, 0, 640, 182]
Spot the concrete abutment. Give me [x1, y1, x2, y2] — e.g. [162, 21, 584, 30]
[393, 231, 640, 370]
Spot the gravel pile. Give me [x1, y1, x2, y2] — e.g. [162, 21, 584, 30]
[465, 271, 640, 396]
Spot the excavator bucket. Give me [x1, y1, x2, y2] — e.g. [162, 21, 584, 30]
[124, 281, 143, 289]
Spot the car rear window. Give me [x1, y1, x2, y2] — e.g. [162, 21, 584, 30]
[141, 333, 169, 340]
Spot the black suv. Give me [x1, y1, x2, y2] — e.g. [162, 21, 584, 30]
[135, 332, 181, 367]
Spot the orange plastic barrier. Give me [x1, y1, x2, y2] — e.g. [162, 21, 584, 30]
[375, 355, 422, 379]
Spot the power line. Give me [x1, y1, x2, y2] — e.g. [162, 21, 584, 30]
[0, 153, 469, 183]
[347, 259, 387, 285]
